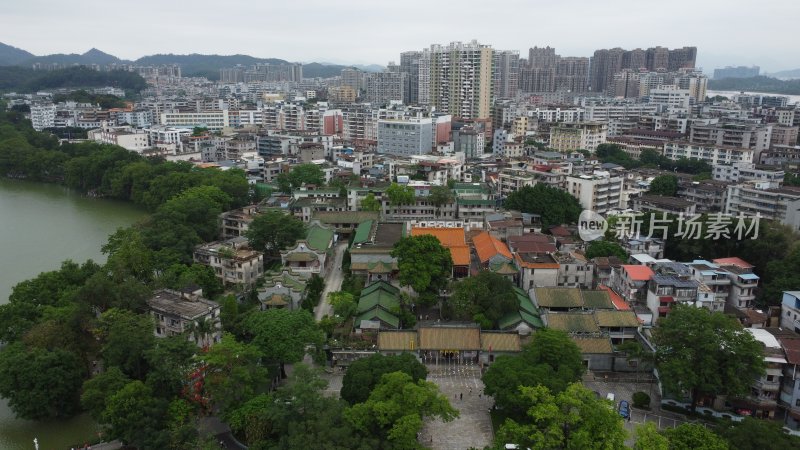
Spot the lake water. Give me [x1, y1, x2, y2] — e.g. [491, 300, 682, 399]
[0, 178, 147, 450]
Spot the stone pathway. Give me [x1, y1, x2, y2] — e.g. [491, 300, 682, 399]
[419, 363, 494, 450]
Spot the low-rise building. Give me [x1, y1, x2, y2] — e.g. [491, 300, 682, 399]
[193, 237, 264, 288]
[565, 171, 623, 215]
[725, 183, 800, 231]
[280, 222, 336, 277]
[146, 288, 222, 347]
[632, 194, 696, 216]
[549, 122, 608, 152]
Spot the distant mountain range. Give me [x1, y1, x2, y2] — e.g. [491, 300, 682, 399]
[0, 42, 384, 79]
[767, 68, 800, 80]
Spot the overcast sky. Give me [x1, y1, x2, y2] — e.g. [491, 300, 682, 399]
[1, 0, 798, 72]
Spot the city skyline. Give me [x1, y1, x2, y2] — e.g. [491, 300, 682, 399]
[1, 0, 798, 73]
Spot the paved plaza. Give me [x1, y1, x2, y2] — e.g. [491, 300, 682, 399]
[419, 362, 494, 450]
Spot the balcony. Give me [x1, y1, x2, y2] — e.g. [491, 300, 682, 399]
[753, 379, 781, 392]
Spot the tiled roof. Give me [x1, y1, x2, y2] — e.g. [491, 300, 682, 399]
[356, 308, 400, 329]
[581, 290, 615, 309]
[622, 264, 655, 281]
[572, 337, 614, 354]
[713, 257, 754, 269]
[306, 224, 334, 252]
[534, 287, 584, 308]
[361, 281, 399, 296]
[599, 285, 631, 311]
[353, 220, 374, 244]
[411, 227, 471, 266]
[418, 326, 481, 350]
[357, 288, 400, 314]
[378, 331, 419, 351]
[545, 313, 600, 333]
[594, 310, 641, 328]
[481, 332, 521, 352]
[285, 252, 317, 262]
[491, 262, 519, 275]
[473, 231, 513, 263]
[314, 211, 380, 225]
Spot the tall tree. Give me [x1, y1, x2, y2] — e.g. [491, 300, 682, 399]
[288, 163, 325, 188]
[0, 343, 86, 420]
[662, 423, 727, 450]
[97, 308, 157, 380]
[242, 308, 324, 377]
[385, 182, 415, 205]
[652, 304, 765, 412]
[633, 423, 669, 450]
[718, 417, 800, 450]
[483, 328, 584, 420]
[197, 333, 268, 417]
[392, 234, 453, 294]
[341, 353, 428, 404]
[448, 270, 518, 327]
[359, 192, 381, 212]
[81, 367, 131, 421]
[345, 371, 458, 448]
[428, 185, 454, 217]
[101, 380, 169, 449]
[648, 175, 679, 196]
[585, 240, 628, 260]
[502, 184, 582, 227]
[495, 383, 627, 450]
[245, 210, 306, 256]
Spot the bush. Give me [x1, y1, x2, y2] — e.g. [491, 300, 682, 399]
[632, 391, 651, 409]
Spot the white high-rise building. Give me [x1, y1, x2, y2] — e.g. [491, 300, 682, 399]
[377, 117, 433, 156]
[30, 104, 56, 131]
[426, 40, 494, 120]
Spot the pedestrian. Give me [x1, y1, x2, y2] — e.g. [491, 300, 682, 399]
[460, 392, 463, 400]
[469, 388, 472, 395]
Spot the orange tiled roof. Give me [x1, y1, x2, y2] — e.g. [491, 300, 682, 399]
[712, 257, 754, 269]
[622, 264, 654, 281]
[599, 285, 631, 311]
[411, 227, 471, 266]
[473, 231, 513, 263]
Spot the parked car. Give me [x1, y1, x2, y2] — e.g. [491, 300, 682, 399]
[618, 400, 630, 419]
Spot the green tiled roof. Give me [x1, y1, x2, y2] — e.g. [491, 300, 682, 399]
[306, 224, 334, 252]
[572, 337, 614, 354]
[263, 271, 307, 292]
[514, 287, 538, 316]
[357, 289, 400, 314]
[534, 287, 584, 308]
[499, 311, 544, 330]
[356, 308, 400, 329]
[353, 220, 374, 244]
[491, 262, 519, 275]
[360, 281, 399, 297]
[285, 252, 317, 262]
[545, 313, 600, 333]
[520, 311, 544, 328]
[581, 290, 614, 309]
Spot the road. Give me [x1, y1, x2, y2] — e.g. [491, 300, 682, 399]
[314, 242, 348, 321]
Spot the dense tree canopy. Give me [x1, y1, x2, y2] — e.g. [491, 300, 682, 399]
[428, 185, 454, 216]
[718, 417, 800, 450]
[341, 353, 428, 404]
[246, 210, 306, 256]
[97, 308, 157, 380]
[648, 175, 679, 196]
[385, 182, 415, 205]
[0, 343, 86, 420]
[392, 234, 453, 294]
[495, 383, 627, 450]
[652, 304, 765, 411]
[483, 329, 584, 420]
[242, 308, 324, 375]
[359, 192, 381, 212]
[345, 371, 458, 449]
[0, 66, 148, 93]
[662, 423, 728, 450]
[585, 240, 627, 260]
[503, 184, 582, 227]
[197, 333, 269, 417]
[447, 270, 519, 328]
